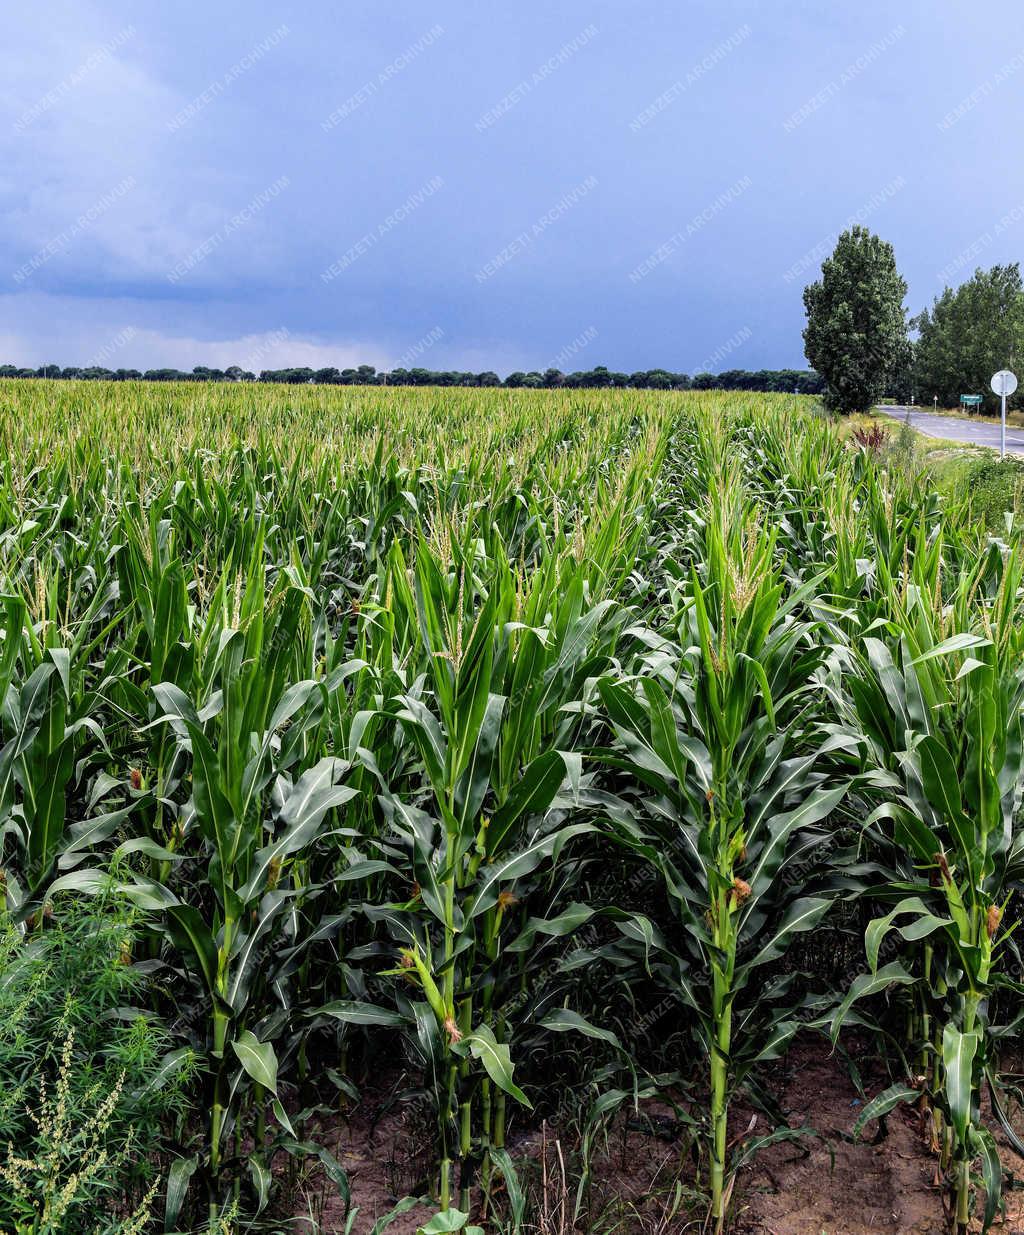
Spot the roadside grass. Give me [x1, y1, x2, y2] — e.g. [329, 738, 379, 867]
[843, 408, 1023, 529]
[875, 415, 1024, 529]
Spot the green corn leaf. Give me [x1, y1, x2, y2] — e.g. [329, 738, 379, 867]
[918, 735, 974, 858]
[163, 1155, 198, 1231]
[737, 897, 831, 979]
[830, 961, 917, 1044]
[249, 1158, 271, 1213]
[471, 822, 593, 916]
[539, 1008, 622, 1048]
[748, 1019, 800, 1066]
[141, 1047, 194, 1096]
[969, 1124, 1003, 1231]
[911, 633, 992, 664]
[865, 897, 950, 971]
[460, 1025, 531, 1108]
[729, 1125, 826, 1174]
[506, 902, 595, 953]
[165, 904, 219, 999]
[943, 1023, 979, 1145]
[320, 1000, 407, 1027]
[314, 1144, 351, 1207]
[59, 804, 139, 867]
[272, 1096, 295, 1137]
[486, 749, 567, 854]
[395, 696, 448, 795]
[370, 1196, 427, 1235]
[488, 1147, 526, 1226]
[224, 890, 291, 1013]
[46, 867, 114, 896]
[239, 761, 356, 901]
[416, 1210, 476, 1234]
[852, 1083, 919, 1138]
[232, 1030, 279, 1095]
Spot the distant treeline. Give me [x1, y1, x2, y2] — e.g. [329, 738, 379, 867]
[0, 363, 824, 393]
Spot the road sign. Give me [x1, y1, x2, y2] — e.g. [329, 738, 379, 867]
[960, 394, 983, 407]
[991, 369, 1018, 457]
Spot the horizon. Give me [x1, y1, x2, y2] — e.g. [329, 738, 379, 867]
[0, 355, 821, 383]
[3, 2, 1022, 374]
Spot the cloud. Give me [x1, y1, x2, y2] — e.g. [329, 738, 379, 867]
[0, 289, 546, 375]
[0, 292, 392, 371]
[1, 6, 183, 281]
[135, 329, 392, 373]
[0, 2, 296, 292]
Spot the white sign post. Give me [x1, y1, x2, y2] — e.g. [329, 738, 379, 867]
[991, 370, 1018, 457]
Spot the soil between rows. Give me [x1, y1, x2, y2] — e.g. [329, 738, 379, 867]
[292, 1038, 1024, 1235]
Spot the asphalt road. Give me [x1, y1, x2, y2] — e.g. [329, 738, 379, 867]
[877, 406, 1024, 456]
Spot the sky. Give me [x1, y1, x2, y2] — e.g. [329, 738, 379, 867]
[1, 1, 1022, 376]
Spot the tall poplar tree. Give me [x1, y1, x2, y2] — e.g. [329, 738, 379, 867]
[803, 226, 909, 413]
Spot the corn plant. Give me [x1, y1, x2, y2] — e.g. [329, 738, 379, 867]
[341, 524, 637, 1214]
[598, 482, 849, 1231]
[52, 563, 358, 1219]
[0, 576, 127, 903]
[834, 549, 1024, 1232]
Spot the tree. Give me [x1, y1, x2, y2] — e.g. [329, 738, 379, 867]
[644, 370, 674, 390]
[912, 264, 1024, 411]
[803, 225, 909, 413]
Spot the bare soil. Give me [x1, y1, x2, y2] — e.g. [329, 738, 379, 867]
[296, 1039, 1024, 1234]
[735, 1041, 1024, 1235]
[733, 1042, 943, 1235]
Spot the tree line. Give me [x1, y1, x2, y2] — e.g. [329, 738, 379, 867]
[0, 362, 824, 394]
[802, 225, 1024, 413]
[912, 264, 1024, 409]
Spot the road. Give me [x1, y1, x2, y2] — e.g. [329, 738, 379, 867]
[876, 406, 1024, 456]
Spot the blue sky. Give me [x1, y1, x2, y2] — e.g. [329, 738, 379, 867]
[2, 1, 1022, 375]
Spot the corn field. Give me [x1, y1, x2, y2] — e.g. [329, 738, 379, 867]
[1, 378, 1023, 1234]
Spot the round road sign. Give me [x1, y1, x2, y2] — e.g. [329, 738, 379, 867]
[991, 369, 1018, 397]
